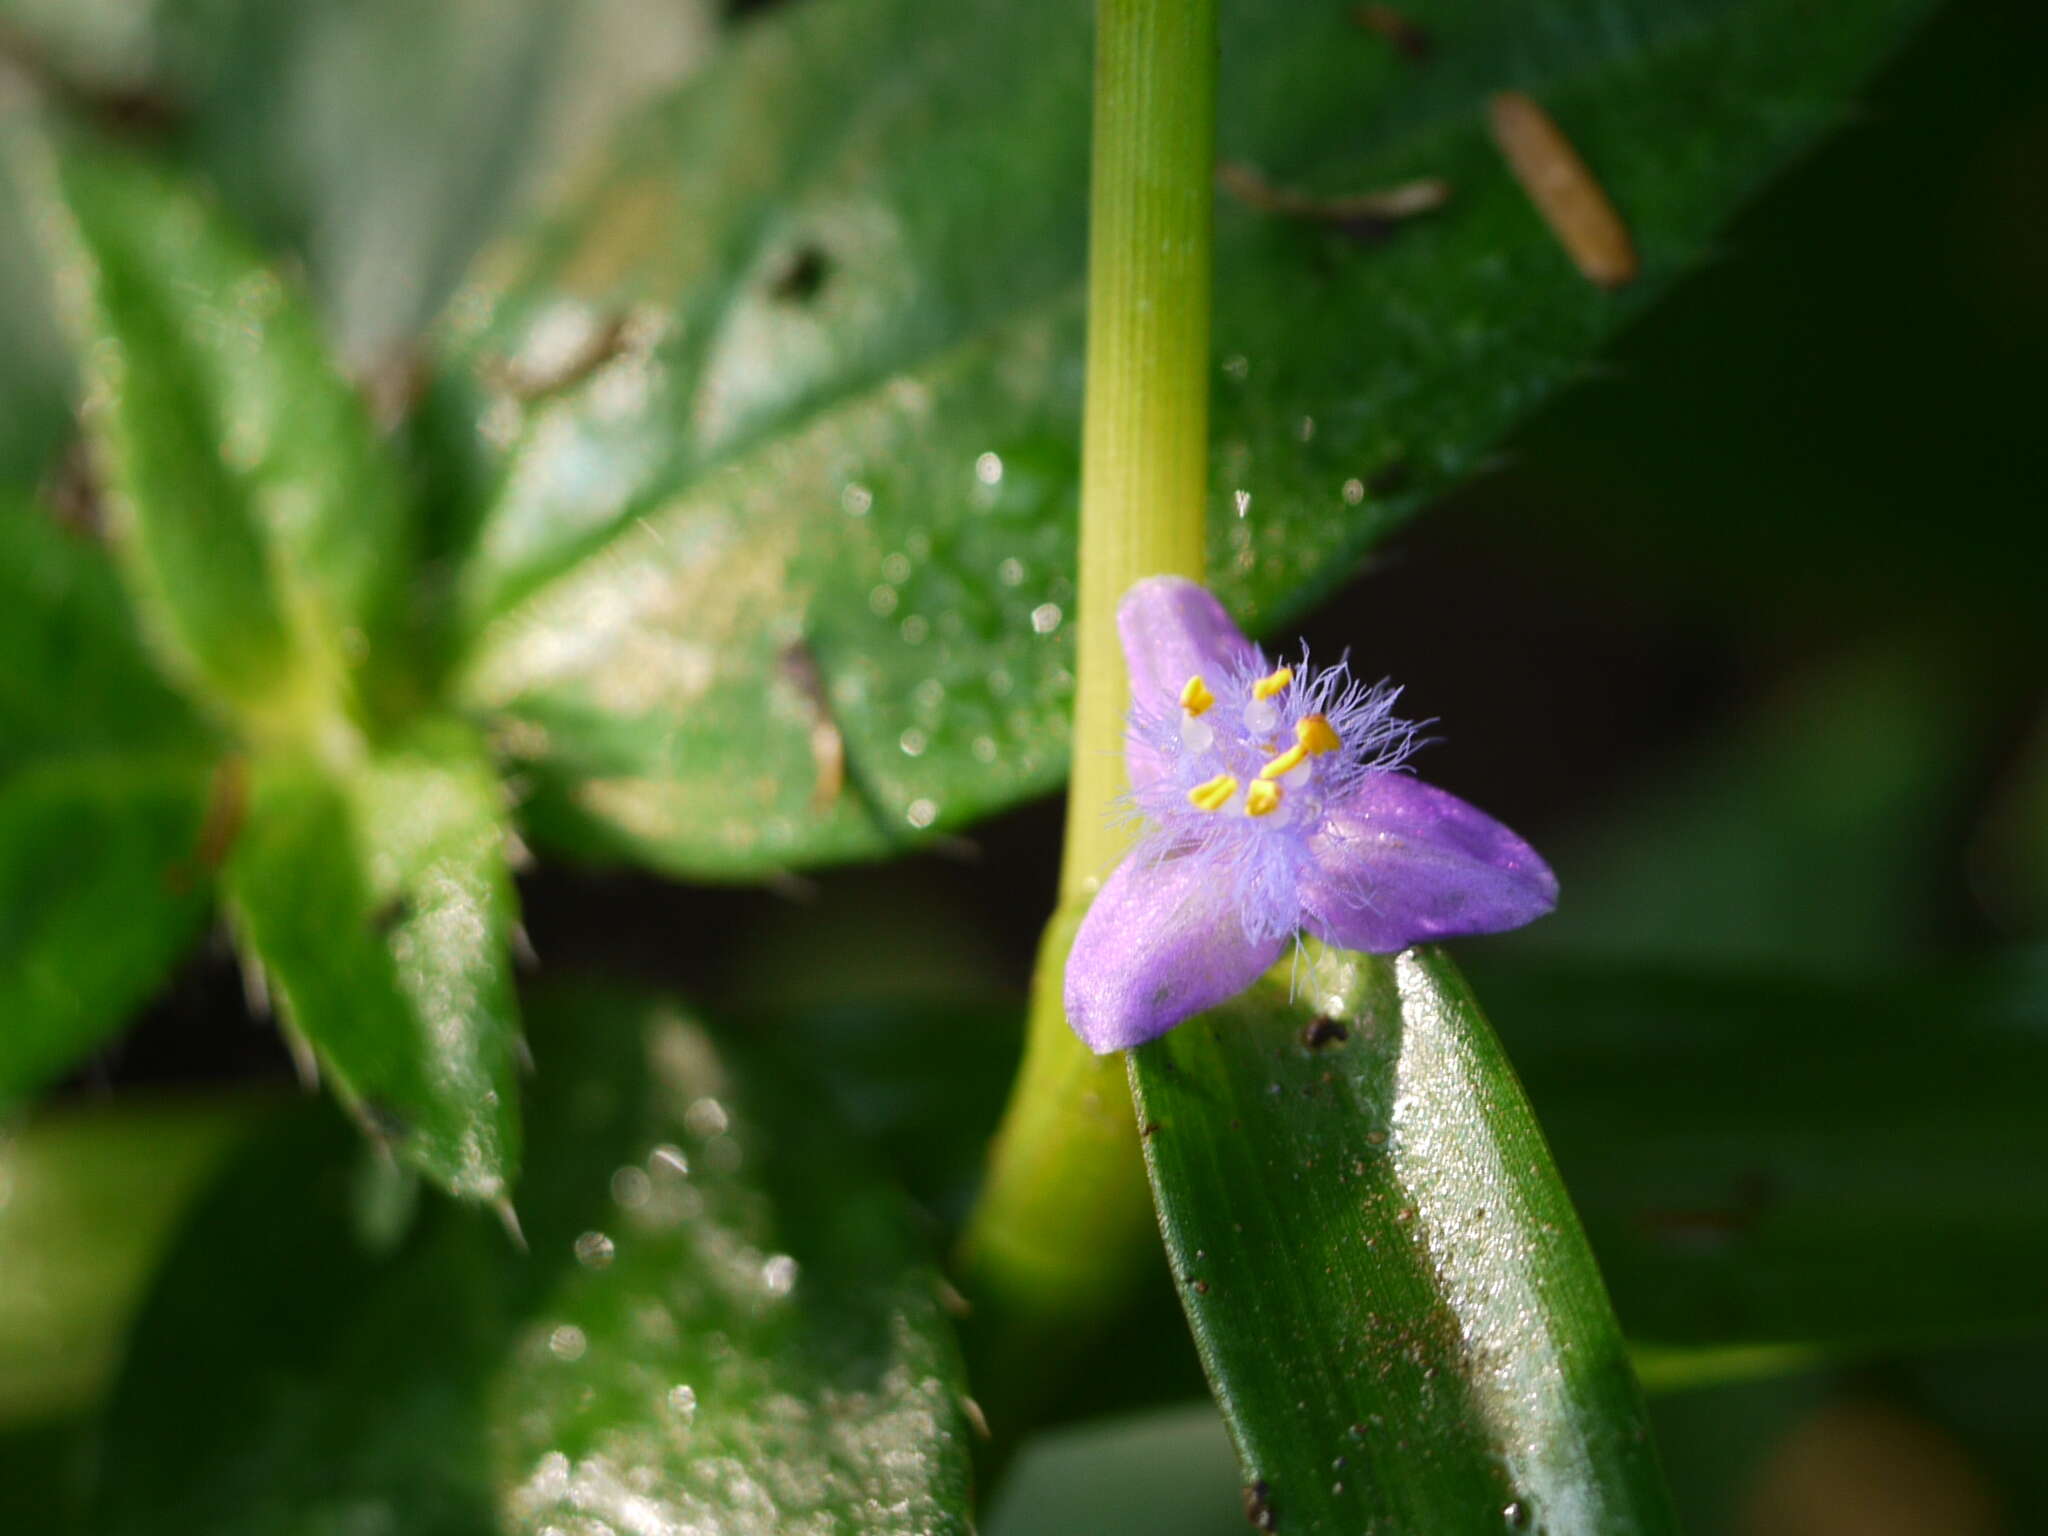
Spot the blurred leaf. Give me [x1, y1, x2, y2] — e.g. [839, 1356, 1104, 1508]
[1477, 951, 2048, 1363]
[1517, 644, 1996, 975]
[0, 756, 213, 1111]
[0, 109, 71, 489]
[1, 0, 714, 367]
[0, 1416, 84, 1535]
[0, 1097, 260, 1422]
[36, 136, 411, 727]
[95, 987, 976, 1535]
[1129, 945, 1676, 1535]
[987, 1402, 1246, 1536]
[220, 722, 522, 1202]
[0, 495, 206, 768]
[0, 495, 215, 1111]
[447, 0, 1930, 877]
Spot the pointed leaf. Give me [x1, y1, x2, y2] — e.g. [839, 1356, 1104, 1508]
[446, 0, 1930, 876]
[95, 987, 975, 1535]
[35, 138, 410, 726]
[1128, 944, 1677, 1535]
[220, 722, 522, 1200]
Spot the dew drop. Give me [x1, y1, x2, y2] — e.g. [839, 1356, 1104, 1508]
[1502, 1499, 1533, 1529]
[1233, 489, 1252, 518]
[1342, 477, 1366, 505]
[971, 735, 998, 763]
[1030, 603, 1063, 635]
[906, 798, 939, 829]
[997, 557, 1026, 587]
[881, 552, 912, 583]
[573, 1231, 616, 1269]
[609, 1165, 651, 1209]
[649, 1143, 689, 1176]
[899, 613, 930, 645]
[683, 1098, 729, 1139]
[548, 1324, 588, 1362]
[841, 482, 873, 516]
[899, 728, 928, 758]
[667, 1383, 698, 1422]
[975, 451, 1004, 485]
[761, 1254, 799, 1297]
[868, 584, 899, 616]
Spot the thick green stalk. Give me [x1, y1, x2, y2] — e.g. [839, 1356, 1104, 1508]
[958, 0, 1215, 1448]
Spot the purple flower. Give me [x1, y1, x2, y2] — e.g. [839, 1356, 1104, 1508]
[1064, 576, 1558, 1053]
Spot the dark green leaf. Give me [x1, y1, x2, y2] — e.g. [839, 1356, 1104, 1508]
[446, 0, 1929, 876]
[1476, 951, 2048, 1376]
[0, 1098, 260, 1421]
[0, 495, 207, 768]
[37, 136, 410, 725]
[1129, 945, 1676, 1535]
[0, 109, 72, 489]
[220, 721, 522, 1201]
[95, 987, 976, 1535]
[0, 755, 213, 1112]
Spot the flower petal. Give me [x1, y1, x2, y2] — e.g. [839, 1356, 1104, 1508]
[1065, 844, 1288, 1053]
[1298, 774, 1558, 953]
[1118, 576, 1260, 790]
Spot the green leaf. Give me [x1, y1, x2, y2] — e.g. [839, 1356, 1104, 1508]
[0, 755, 214, 1111]
[0, 1098, 261, 1423]
[94, 987, 976, 1535]
[220, 721, 522, 1201]
[1476, 952, 2048, 1376]
[447, 0, 1930, 876]
[1128, 944, 1677, 1535]
[36, 136, 411, 728]
[0, 496, 207, 768]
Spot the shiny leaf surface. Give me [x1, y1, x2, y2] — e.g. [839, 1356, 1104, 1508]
[220, 722, 522, 1201]
[37, 136, 410, 726]
[1129, 944, 1676, 1535]
[95, 987, 975, 1535]
[447, 0, 1929, 876]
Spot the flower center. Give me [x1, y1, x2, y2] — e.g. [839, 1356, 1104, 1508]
[1177, 670, 1344, 821]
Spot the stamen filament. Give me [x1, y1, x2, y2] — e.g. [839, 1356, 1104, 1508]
[1259, 742, 1309, 781]
[1187, 772, 1239, 812]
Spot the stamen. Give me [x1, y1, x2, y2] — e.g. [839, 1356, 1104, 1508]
[1179, 675, 1215, 717]
[1297, 714, 1341, 755]
[1251, 667, 1295, 701]
[1187, 773, 1239, 812]
[1244, 779, 1283, 817]
[1258, 743, 1309, 781]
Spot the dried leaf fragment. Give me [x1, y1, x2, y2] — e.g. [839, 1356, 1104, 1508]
[1487, 90, 1638, 289]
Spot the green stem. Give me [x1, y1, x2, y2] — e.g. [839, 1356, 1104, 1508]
[958, 0, 1215, 1451]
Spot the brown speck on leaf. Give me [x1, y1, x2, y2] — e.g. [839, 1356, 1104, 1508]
[778, 640, 847, 813]
[44, 439, 103, 538]
[1244, 1480, 1278, 1531]
[166, 755, 250, 893]
[1487, 90, 1638, 288]
[1352, 4, 1432, 61]
[769, 244, 831, 303]
[1141, 1120, 1163, 1139]
[485, 311, 630, 401]
[1193, 1279, 1210, 1295]
[1217, 160, 1450, 247]
[1303, 1016, 1350, 1050]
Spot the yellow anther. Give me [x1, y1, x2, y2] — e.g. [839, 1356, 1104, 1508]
[1187, 773, 1239, 813]
[1251, 666, 1295, 701]
[1179, 674, 1215, 717]
[1259, 742, 1310, 781]
[1245, 779, 1283, 817]
[1297, 713, 1341, 756]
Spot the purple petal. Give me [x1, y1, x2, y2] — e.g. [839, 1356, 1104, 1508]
[1117, 576, 1259, 711]
[1065, 845, 1287, 1053]
[1118, 576, 1260, 789]
[1298, 774, 1558, 953]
